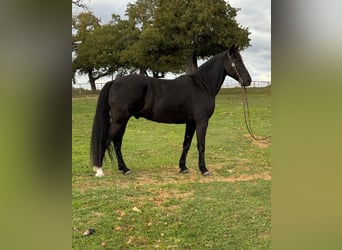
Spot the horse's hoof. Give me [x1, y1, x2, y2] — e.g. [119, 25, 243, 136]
[95, 168, 105, 177]
[180, 169, 189, 174]
[202, 171, 210, 176]
[122, 170, 131, 175]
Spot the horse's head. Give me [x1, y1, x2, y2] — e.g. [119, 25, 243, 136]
[224, 45, 252, 86]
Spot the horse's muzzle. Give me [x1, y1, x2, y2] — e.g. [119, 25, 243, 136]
[241, 77, 251, 86]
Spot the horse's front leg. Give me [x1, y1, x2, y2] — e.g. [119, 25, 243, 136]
[196, 120, 210, 175]
[179, 121, 196, 173]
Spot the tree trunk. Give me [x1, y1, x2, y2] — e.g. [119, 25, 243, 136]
[185, 52, 198, 74]
[139, 68, 147, 76]
[88, 71, 96, 91]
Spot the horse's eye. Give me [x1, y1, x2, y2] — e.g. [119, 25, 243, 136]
[231, 63, 235, 67]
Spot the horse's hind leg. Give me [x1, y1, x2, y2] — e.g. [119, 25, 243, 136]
[179, 121, 196, 173]
[110, 119, 131, 175]
[93, 136, 112, 177]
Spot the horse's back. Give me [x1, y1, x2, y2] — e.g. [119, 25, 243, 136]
[110, 75, 149, 98]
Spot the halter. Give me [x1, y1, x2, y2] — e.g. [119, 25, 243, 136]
[227, 51, 243, 85]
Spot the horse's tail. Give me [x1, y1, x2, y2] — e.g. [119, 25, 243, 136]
[90, 81, 113, 168]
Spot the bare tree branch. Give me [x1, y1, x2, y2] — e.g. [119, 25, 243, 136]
[72, 0, 87, 9]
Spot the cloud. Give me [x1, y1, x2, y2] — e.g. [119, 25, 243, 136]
[87, 0, 130, 23]
[227, 0, 271, 81]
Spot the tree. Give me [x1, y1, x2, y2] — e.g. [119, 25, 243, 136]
[72, 12, 142, 89]
[72, 12, 108, 90]
[124, 0, 250, 74]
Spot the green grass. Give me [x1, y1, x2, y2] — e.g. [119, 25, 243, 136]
[72, 87, 271, 249]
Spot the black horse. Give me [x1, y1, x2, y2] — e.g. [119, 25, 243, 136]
[91, 45, 251, 177]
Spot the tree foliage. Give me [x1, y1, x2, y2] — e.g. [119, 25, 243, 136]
[123, 0, 250, 74]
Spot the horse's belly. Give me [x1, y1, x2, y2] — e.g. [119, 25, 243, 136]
[144, 110, 189, 124]
[137, 104, 190, 124]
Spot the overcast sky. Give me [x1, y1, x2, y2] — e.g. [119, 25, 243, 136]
[76, 0, 271, 82]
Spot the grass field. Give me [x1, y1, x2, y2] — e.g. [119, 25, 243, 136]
[72, 87, 271, 249]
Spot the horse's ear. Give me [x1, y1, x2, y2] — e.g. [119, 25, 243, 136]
[228, 44, 236, 55]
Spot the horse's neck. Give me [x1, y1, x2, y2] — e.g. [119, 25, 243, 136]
[195, 54, 226, 96]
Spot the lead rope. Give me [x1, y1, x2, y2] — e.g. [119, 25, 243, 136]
[242, 86, 271, 142]
[227, 51, 270, 143]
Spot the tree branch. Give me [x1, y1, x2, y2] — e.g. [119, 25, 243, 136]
[72, 0, 87, 9]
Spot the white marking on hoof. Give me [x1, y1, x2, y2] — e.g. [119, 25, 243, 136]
[123, 170, 131, 175]
[94, 167, 104, 177]
[180, 169, 189, 174]
[202, 171, 210, 176]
